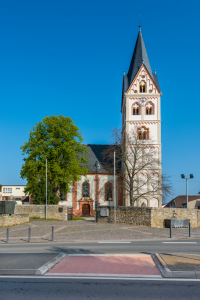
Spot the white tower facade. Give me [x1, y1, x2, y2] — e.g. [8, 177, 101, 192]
[121, 27, 162, 208]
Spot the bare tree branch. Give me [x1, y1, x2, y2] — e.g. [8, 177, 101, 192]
[101, 128, 173, 206]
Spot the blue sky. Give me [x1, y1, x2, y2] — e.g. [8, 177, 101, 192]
[0, 0, 200, 202]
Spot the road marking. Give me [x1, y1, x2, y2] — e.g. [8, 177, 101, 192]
[45, 273, 161, 278]
[162, 242, 197, 244]
[67, 254, 150, 257]
[1, 275, 200, 281]
[98, 242, 131, 244]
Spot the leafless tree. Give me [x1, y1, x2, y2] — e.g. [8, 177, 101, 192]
[102, 128, 173, 206]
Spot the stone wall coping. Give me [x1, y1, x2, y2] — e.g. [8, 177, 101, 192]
[15, 204, 66, 207]
[99, 206, 198, 211]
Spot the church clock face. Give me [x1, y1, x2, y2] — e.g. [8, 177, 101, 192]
[138, 97, 148, 106]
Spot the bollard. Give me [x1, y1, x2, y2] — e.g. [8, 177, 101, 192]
[52, 226, 54, 241]
[7, 228, 9, 243]
[28, 227, 31, 242]
[189, 223, 191, 237]
[170, 222, 172, 238]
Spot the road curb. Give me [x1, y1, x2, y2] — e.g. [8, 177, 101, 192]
[152, 253, 200, 279]
[0, 253, 67, 276]
[35, 253, 67, 275]
[0, 269, 36, 275]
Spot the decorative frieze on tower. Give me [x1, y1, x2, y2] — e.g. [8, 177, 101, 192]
[121, 26, 162, 208]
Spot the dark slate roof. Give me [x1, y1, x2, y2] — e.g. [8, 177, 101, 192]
[152, 73, 161, 92]
[123, 27, 161, 93]
[164, 196, 200, 208]
[123, 74, 129, 93]
[85, 144, 112, 174]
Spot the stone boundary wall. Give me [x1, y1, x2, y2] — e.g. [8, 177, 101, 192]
[151, 208, 200, 228]
[98, 206, 151, 226]
[15, 205, 68, 221]
[98, 206, 200, 228]
[0, 214, 29, 227]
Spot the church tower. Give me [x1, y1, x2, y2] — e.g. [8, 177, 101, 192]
[121, 26, 162, 208]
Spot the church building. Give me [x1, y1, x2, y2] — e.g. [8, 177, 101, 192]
[59, 26, 162, 216]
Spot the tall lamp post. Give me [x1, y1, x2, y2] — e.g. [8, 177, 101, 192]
[181, 174, 194, 208]
[95, 161, 100, 222]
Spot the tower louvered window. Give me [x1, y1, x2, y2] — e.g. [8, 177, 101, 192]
[137, 126, 149, 140]
[140, 81, 146, 93]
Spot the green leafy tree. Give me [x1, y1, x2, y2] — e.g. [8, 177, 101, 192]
[31, 181, 60, 205]
[20, 115, 88, 201]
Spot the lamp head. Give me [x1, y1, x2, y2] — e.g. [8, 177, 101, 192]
[190, 174, 194, 179]
[181, 174, 185, 179]
[95, 161, 100, 169]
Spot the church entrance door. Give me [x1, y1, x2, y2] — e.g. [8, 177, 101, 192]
[82, 204, 90, 216]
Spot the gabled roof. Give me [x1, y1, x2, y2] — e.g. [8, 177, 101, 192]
[123, 27, 161, 94]
[164, 195, 200, 208]
[81, 144, 114, 174]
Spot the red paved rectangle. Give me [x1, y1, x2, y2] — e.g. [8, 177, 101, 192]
[48, 255, 160, 276]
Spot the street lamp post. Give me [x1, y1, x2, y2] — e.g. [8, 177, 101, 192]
[46, 159, 47, 220]
[95, 161, 100, 222]
[181, 174, 194, 208]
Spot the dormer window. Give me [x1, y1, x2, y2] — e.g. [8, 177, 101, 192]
[145, 102, 154, 115]
[140, 81, 146, 93]
[137, 126, 149, 140]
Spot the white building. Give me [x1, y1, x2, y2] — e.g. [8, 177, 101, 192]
[121, 25, 162, 207]
[59, 26, 162, 215]
[0, 185, 28, 204]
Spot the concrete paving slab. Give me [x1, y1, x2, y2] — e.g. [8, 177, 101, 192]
[153, 253, 200, 278]
[46, 254, 162, 278]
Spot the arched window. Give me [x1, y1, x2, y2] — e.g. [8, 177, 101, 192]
[139, 81, 146, 93]
[137, 126, 149, 140]
[132, 102, 141, 115]
[105, 182, 113, 201]
[82, 182, 89, 197]
[145, 102, 154, 115]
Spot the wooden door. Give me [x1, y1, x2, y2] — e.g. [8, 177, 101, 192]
[82, 204, 90, 216]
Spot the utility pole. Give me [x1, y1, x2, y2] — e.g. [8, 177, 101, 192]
[46, 159, 47, 220]
[114, 151, 116, 223]
[95, 161, 100, 222]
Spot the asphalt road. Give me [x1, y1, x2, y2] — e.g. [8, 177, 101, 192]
[0, 238, 199, 255]
[0, 277, 200, 300]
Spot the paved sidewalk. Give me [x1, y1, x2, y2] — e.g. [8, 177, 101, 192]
[0, 219, 199, 244]
[46, 254, 161, 278]
[153, 253, 200, 278]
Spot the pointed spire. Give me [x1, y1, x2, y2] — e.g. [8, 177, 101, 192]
[126, 28, 153, 91]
